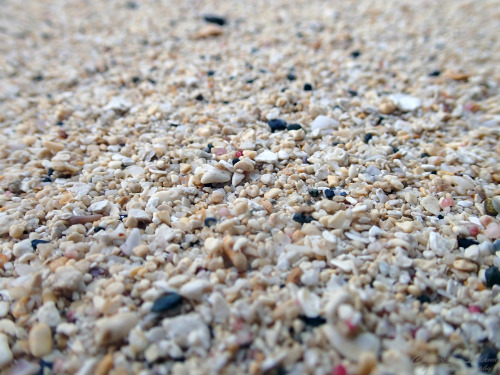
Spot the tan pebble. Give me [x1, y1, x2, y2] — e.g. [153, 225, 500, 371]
[272, 300, 299, 321]
[222, 235, 248, 272]
[234, 160, 254, 172]
[395, 221, 415, 233]
[292, 230, 305, 243]
[421, 195, 441, 215]
[95, 353, 114, 375]
[243, 150, 257, 159]
[484, 198, 498, 216]
[210, 191, 224, 204]
[286, 267, 303, 284]
[43, 141, 65, 153]
[301, 223, 321, 235]
[29, 323, 53, 357]
[260, 199, 273, 214]
[23, 135, 37, 146]
[132, 244, 149, 257]
[0, 333, 13, 368]
[8, 224, 24, 239]
[358, 351, 377, 375]
[452, 259, 478, 273]
[180, 163, 191, 173]
[94, 312, 138, 346]
[234, 201, 248, 216]
[105, 282, 125, 297]
[264, 188, 282, 200]
[204, 237, 222, 254]
[319, 211, 350, 229]
[379, 101, 396, 114]
[155, 211, 171, 225]
[194, 24, 223, 38]
[321, 200, 339, 214]
[327, 175, 340, 187]
[49, 257, 68, 272]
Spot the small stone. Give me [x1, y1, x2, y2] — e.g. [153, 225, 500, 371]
[202, 14, 226, 26]
[180, 279, 210, 300]
[308, 189, 319, 197]
[195, 24, 223, 39]
[9, 224, 24, 239]
[319, 211, 350, 229]
[0, 333, 13, 368]
[222, 235, 248, 272]
[485, 266, 500, 288]
[464, 245, 480, 261]
[478, 346, 497, 373]
[325, 326, 380, 361]
[311, 115, 339, 134]
[457, 238, 479, 249]
[201, 166, 232, 184]
[204, 218, 217, 227]
[43, 141, 65, 153]
[129, 209, 151, 222]
[389, 94, 421, 112]
[452, 259, 478, 273]
[29, 323, 53, 357]
[88, 200, 110, 214]
[293, 213, 314, 224]
[233, 160, 254, 172]
[94, 312, 139, 346]
[31, 239, 50, 251]
[53, 265, 83, 292]
[255, 150, 278, 163]
[303, 83, 313, 91]
[379, 101, 396, 114]
[267, 118, 287, 132]
[363, 133, 373, 144]
[287, 124, 302, 131]
[36, 301, 61, 327]
[421, 196, 441, 215]
[264, 188, 282, 199]
[485, 223, 500, 240]
[485, 199, 498, 216]
[151, 293, 183, 313]
[13, 239, 33, 257]
[286, 267, 303, 284]
[204, 237, 222, 254]
[0, 302, 9, 318]
[324, 189, 335, 199]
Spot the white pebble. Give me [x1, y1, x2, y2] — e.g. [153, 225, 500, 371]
[129, 209, 151, 222]
[88, 199, 110, 214]
[255, 150, 278, 163]
[200, 166, 232, 184]
[180, 279, 211, 301]
[36, 301, 61, 328]
[311, 115, 339, 134]
[13, 239, 33, 257]
[121, 228, 142, 255]
[297, 288, 321, 318]
[389, 94, 421, 112]
[421, 195, 441, 215]
[0, 333, 13, 368]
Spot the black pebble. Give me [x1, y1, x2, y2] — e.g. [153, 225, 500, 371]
[132, 76, 141, 84]
[94, 227, 105, 233]
[55, 121, 64, 127]
[417, 295, 431, 304]
[203, 14, 226, 26]
[303, 83, 313, 91]
[47, 168, 55, 176]
[420, 152, 431, 158]
[207, 70, 215, 76]
[300, 315, 326, 327]
[347, 89, 358, 96]
[287, 123, 302, 131]
[31, 239, 50, 250]
[268, 118, 287, 133]
[351, 50, 361, 58]
[151, 293, 183, 313]
[308, 189, 319, 197]
[485, 266, 500, 288]
[42, 177, 52, 183]
[324, 189, 335, 199]
[457, 237, 479, 249]
[204, 218, 217, 227]
[478, 346, 498, 373]
[232, 158, 240, 165]
[292, 213, 313, 224]
[287, 73, 296, 81]
[392, 146, 399, 153]
[119, 214, 128, 221]
[364, 133, 373, 144]
[340, 192, 347, 197]
[195, 94, 204, 101]
[126, 1, 137, 9]
[32, 74, 44, 82]
[429, 70, 441, 77]
[437, 215, 444, 220]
